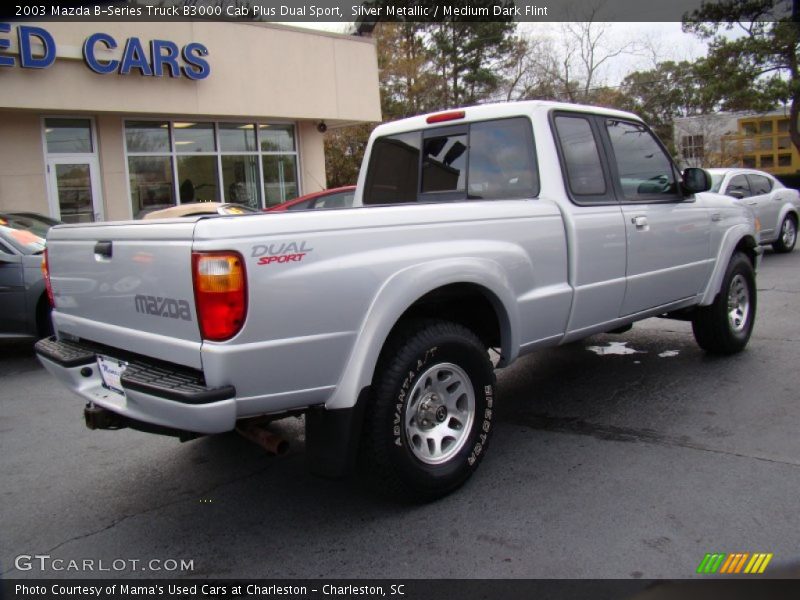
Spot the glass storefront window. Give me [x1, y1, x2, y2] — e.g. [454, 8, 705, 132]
[128, 156, 175, 218]
[262, 155, 298, 206]
[173, 122, 216, 153]
[126, 121, 170, 152]
[222, 155, 261, 209]
[177, 155, 219, 202]
[45, 118, 93, 153]
[260, 124, 295, 152]
[220, 123, 256, 152]
[126, 120, 298, 214]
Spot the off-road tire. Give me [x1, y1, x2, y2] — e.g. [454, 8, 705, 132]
[692, 252, 756, 355]
[359, 320, 495, 501]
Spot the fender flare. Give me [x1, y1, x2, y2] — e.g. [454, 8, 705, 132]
[699, 225, 758, 306]
[324, 257, 518, 410]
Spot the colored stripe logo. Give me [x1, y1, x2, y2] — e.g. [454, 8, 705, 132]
[697, 553, 773, 574]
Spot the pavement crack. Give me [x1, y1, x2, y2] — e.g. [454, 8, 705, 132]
[507, 413, 800, 469]
[0, 463, 278, 577]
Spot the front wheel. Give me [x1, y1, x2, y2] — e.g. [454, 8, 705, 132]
[772, 215, 797, 253]
[360, 320, 495, 501]
[692, 252, 756, 355]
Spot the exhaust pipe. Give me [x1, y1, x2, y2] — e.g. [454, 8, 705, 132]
[236, 421, 289, 456]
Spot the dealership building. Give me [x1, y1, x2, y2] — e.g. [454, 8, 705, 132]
[0, 21, 380, 222]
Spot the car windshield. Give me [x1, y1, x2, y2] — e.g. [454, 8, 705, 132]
[709, 173, 724, 193]
[0, 219, 47, 254]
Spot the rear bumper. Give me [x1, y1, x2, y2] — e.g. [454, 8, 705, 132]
[35, 337, 237, 434]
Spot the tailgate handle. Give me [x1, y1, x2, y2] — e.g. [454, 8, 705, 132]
[94, 240, 113, 259]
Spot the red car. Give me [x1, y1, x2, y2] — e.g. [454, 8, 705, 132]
[265, 186, 356, 212]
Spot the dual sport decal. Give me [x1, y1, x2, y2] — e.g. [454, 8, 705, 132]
[251, 241, 314, 266]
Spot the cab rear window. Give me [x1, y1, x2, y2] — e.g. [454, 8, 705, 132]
[363, 117, 538, 205]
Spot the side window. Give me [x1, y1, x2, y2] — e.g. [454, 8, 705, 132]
[286, 199, 313, 211]
[363, 132, 421, 205]
[747, 174, 773, 195]
[421, 132, 468, 194]
[605, 119, 678, 201]
[727, 175, 751, 198]
[554, 115, 607, 198]
[468, 118, 538, 199]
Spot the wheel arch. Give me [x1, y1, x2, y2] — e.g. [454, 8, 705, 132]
[700, 226, 758, 306]
[324, 258, 518, 411]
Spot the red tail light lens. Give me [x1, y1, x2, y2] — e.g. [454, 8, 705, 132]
[426, 110, 466, 124]
[42, 248, 55, 307]
[192, 252, 247, 341]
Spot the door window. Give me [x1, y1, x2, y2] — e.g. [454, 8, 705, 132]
[554, 115, 607, 198]
[605, 120, 677, 201]
[746, 174, 773, 195]
[727, 175, 751, 198]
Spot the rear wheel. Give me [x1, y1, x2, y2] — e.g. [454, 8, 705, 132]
[772, 215, 797, 253]
[360, 320, 495, 501]
[692, 252, 756, 355]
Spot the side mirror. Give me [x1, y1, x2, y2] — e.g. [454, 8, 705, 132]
[728, 190, 744, 200]
[682, 167, 712, 194]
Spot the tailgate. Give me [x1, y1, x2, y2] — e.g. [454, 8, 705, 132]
[47, 220, 202, 369]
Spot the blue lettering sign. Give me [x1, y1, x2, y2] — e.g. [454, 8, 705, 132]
[120, 37, 152, 76]
[18, 25, 56, 69]
[181, 43, 210, 80]
[83, 33, 119, 74]
[0, 23, 14, 67]
[150, 39, 181, 78]
[0, 24, 208, 79]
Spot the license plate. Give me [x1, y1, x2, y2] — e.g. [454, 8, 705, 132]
[97, 355, 128, 395]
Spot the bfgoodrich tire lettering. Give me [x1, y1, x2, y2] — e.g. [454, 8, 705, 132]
[692, 252, 756, 355]
[360, 320, 495, 501]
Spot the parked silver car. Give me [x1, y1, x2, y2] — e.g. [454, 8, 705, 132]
[708, 168, 799, 252]
[0, 212, 58, 339]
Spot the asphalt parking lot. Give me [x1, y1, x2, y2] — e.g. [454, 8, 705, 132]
[1, 249, 799, 581]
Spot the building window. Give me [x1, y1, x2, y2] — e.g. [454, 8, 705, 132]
[759, 137, 773, 151]
[45, 118, 93, 153]
[778, 136, 791, 150]
[681, 135, 705, 161]
[742, 155, 756, 168]
[777, 119, 789, 133]
[778, 154, 791, 167]
[742, 122, 757, 136]
[760, 155, 774, 169]
[759, 121, 773, 135]
[125, 119, 298, 217]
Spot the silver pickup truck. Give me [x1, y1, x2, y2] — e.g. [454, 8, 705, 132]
[36, 101, 761, 500]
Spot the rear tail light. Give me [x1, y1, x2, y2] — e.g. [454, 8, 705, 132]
[192, 252, 247, 341]
[42, 248, 55, 307]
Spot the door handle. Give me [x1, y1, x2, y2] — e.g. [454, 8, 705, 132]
[94, 240, 112, 260]
[631, 215, 648, 228]
[711, 212, 722, 222]
[746, 201, 758, 206]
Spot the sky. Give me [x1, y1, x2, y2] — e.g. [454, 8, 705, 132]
[285, 21, 711, 87]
